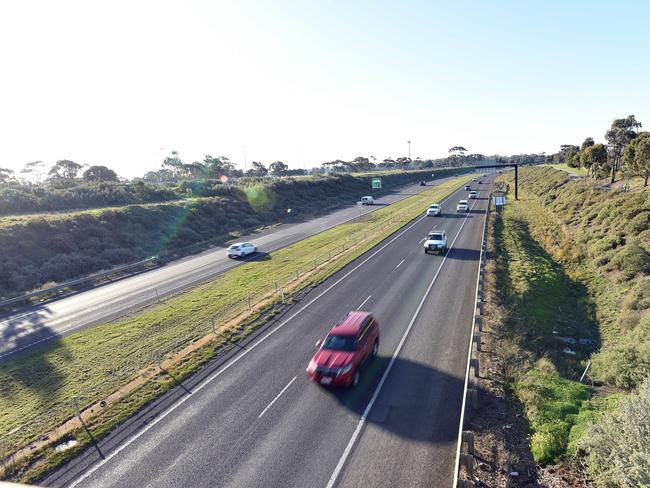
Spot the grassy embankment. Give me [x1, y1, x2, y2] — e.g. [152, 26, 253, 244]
[0, 174, 473, 482]
[487, 166, 650, 477]
[0, 169, 461, 299]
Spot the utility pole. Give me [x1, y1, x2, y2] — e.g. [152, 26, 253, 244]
[407, 140, 411, 160]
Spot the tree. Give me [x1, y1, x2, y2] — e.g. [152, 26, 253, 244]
[19, 161, 46, 184]
[581, 143, 608, 178]
[581, 137, 595, 151]
[247, 161, 268, 177]
[448, 146, 468, 155]
[203, 155, 236, 178]
[605, 115, 642, 183]
[0, 167, 15, 185]
[623, 132, 650, 186]
[161, 151, 183, 179]
[82, 165, 118, 182]
[380, 158, 396, 168]
[48, 160, 82, 182]
[269, 161, 289, 176]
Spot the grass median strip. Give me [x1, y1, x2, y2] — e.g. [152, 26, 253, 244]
[0, 174, 472, 482]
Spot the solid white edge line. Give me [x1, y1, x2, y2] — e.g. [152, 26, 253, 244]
[258, 376, 297, 419]
[0, 175, 459, 359]
[324, 194, 481, 488]
[451, 185, 489, 488]
[67, 180, 469, 487]
[357, 295, 372, 309]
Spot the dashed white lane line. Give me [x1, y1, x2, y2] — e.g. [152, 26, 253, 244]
[258, 377, 297, 419]
[394, 259, 405, 270]
[357, 295, 372, 309]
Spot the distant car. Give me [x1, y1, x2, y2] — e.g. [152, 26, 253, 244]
[419, 180, 426, 186]
[469, 190, 478, 199]
[478, 180, 483, 184]
[227, 242, 257, 258]
[457, 200, 469, 212]
[424, 230, 447, 254]
[361, 196, 374, 205]
[307, 311, 379, 388]
[464, 185, 471, 191]
[472, 178, 477, 182]
[426, 204, 441, 216]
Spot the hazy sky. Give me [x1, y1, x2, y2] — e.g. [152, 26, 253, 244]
[1, 0, 649, 178]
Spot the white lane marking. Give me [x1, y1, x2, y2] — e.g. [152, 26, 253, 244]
[417, 238, 425, 245]
[394, 259, 405, 270]
[357, 295, 372, 309]
[258, 377, 297, 419]
[67, 183, 467, 487]
[325, 194, 480, 488]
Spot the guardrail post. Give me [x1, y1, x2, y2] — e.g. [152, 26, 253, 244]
[211, 318, 217, 335]
[281, 288, 285, 303]
[472, 333, 481, 352]
[470, 358, 480, 378]
[313, 259, 317, 270]
[467, 388, 479, 409]
[296, 269, 300, 280]
[460, 453, 475, 477]
[475, 315, 483, 332]
[462, 431, 475, 455]
[247, 297, 252, 311]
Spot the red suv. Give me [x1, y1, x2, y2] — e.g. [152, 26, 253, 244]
[306, 311, 380, 387]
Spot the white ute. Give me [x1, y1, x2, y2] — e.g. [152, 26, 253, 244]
[424, 230, 447, 254]
[426, 204, 441, 216]
[456, 200, 469, 212]
[468, 190, 478, 199]
[360, 196, 374, 205]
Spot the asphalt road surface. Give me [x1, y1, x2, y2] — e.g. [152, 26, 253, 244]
[0, 173, 474, 360]
[42, 177, 492, 488]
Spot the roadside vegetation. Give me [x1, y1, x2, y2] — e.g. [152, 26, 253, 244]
[476, 163, 649, 487]
[0, 175, 472, 483]
[0, 168, 465, 299]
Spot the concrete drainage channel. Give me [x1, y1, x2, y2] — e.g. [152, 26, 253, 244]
[452, 192, 492, 488]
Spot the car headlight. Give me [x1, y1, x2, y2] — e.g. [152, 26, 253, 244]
[337, 364, 353, 376]
[307, 360, 317, 373]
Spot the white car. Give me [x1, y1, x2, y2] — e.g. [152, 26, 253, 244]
[424, 230, 447, 254]
[457, 200, 469, 212]
[468, 190, 478, 199]
[361, 196, 374, 205]
[227, 242, 257, 258]
[426, 204, 441, 216]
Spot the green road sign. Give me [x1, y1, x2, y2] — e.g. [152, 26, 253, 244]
[372, 177, 382, 189]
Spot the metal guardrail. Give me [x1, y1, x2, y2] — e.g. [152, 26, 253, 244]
[0, 256, 158, 308]
[452, 190, 492, 488]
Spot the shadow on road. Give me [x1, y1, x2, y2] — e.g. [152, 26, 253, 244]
[319, 355, 489, 444]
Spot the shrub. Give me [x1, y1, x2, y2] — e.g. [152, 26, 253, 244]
[580, 377, 650, 487]
[609, 243, 650, 280]
[592, 316, 650, 389]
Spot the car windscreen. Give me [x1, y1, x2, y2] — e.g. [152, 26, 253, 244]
[228, 245, 240, 250]
[428, 233, 443, 240]
[429, 205, 438, 209]
[322, 335, 357, 351]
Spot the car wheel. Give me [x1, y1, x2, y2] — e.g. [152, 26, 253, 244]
[372, 340, 379, 357]
[352, 370, 360, 387]
[424, 248, 428, 254]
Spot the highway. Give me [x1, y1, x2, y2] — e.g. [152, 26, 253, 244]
[0, 173, 474, 360]
[42, 177, 492, 488]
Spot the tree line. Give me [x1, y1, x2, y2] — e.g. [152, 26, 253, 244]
[548, 115, 650, 186]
